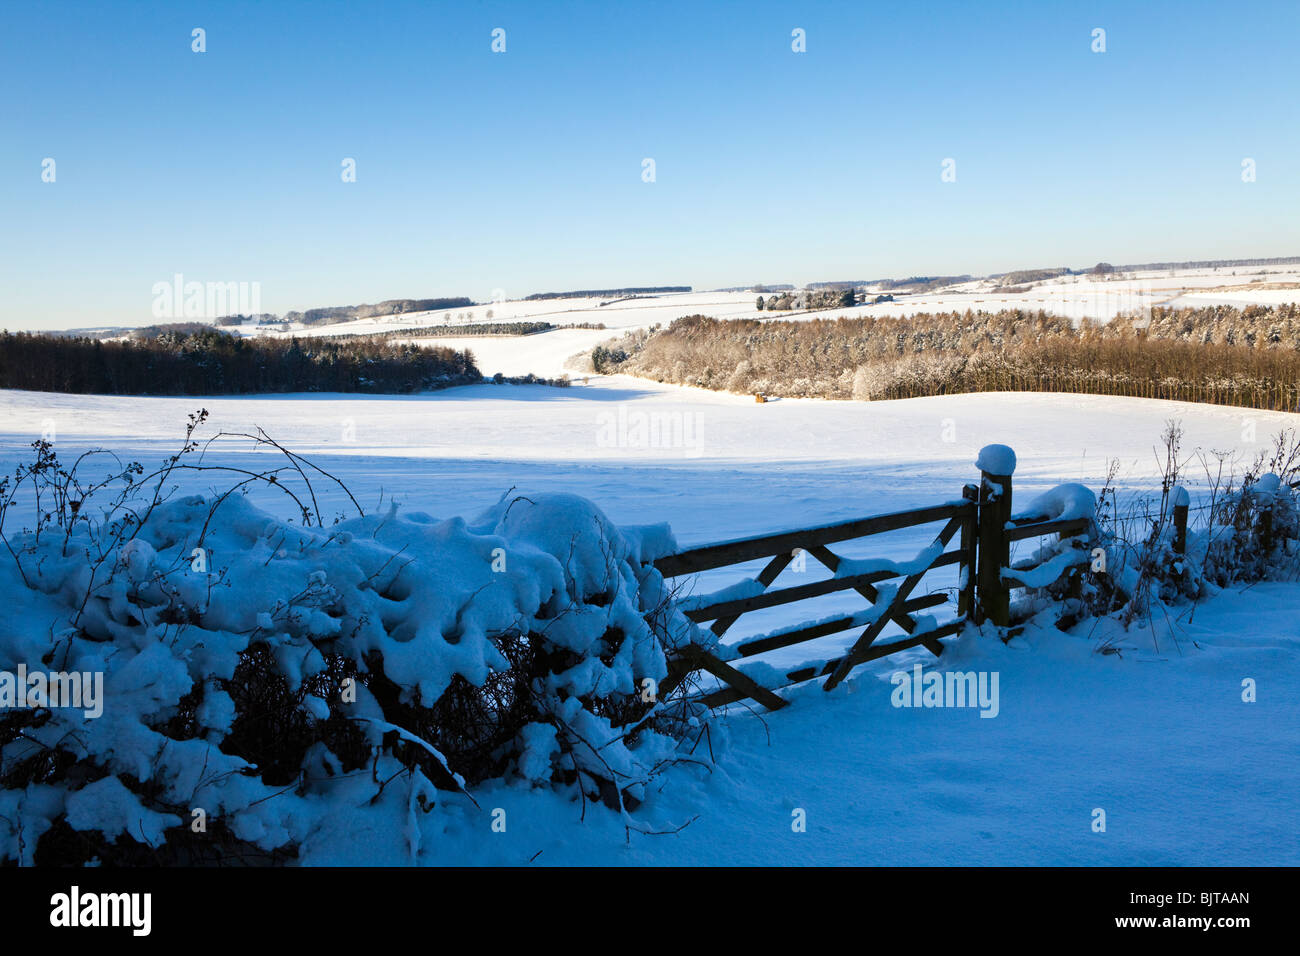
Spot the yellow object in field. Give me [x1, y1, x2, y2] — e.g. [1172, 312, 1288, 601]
[755, 394, 766, 403]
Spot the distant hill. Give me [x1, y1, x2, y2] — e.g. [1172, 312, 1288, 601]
[873, 275, 974, 293]
[1108, 256, 1300, 272]
[43, 326, 135, 339]
[805, 280, 865, 291]
[816, 256, 1300, 297]
[283, 297, 474, 326]
[524, 286, 690, 301]
[992, 268, 1072, 287]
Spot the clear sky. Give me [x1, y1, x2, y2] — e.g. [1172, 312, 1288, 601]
[2, 0, 1297, 330]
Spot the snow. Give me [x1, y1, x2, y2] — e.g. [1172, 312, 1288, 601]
[1017, 483, 1096, 522]
[1005, 548, 1090, 588]
[64, 777, 181, 848]
[676, 577, 767, 612]
[835, 541, 945, 578]
[976, 443, 1017, 476]
[1253, 473, 1282, 501]
[2, 377, 1299, 865]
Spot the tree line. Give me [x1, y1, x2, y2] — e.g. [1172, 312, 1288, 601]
[0, 328, 480, 395]
[596, 303, 1300, 411]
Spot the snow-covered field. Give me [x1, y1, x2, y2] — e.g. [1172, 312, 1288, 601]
[6, 382, 1294, 535]
[2, 378, 1297, 865]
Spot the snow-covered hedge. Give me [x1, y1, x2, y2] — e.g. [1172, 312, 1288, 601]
[1004, 466, 1300, 634]
[1113, 474, 1300, 606]
[0, 448, 709, 863]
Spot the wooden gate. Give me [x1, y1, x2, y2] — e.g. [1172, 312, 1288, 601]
[655, 445, 1094, 711]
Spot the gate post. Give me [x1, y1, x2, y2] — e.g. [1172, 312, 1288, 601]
[958, 482, 979, 618]
[1171, 486, 1189, 555]
[1256, 473, 1281, 554]
[975, 445, 1015, 628]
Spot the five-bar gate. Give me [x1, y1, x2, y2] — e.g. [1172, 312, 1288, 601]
[654, 444, 1095, 711]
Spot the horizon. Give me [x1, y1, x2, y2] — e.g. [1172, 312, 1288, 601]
[34, 252, 1300, 334]
[3, 0, 1298, 330]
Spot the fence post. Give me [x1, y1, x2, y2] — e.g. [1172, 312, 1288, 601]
[1256, 473, 1281, 553]
[958, 483, 979, 618]
[975, 445, 1015, 628]
[1172, 486, 1189, 555]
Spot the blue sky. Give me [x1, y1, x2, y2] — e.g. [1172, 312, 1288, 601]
[2, 0, 1297, 329]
